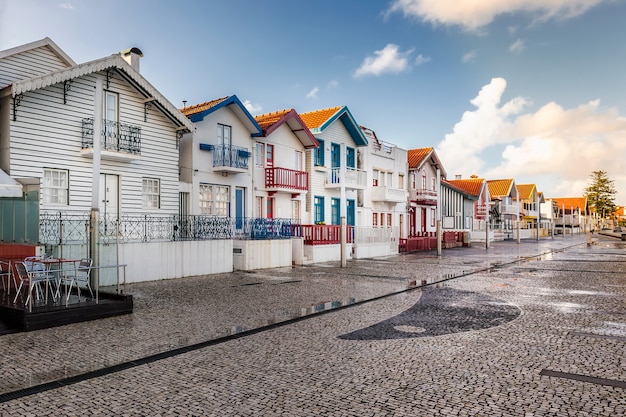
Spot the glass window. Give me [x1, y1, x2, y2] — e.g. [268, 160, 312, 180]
[217, 124, 231, 147]
[346, 147, 355, 168]
[255, 143, 264, 167]
[387, 213, 392, 226]
[421, 172, 427, 190]
[398, 173, 405, 189]
[295, 150, 303, 171]
[314, 139, 324, 166]
[314, 196, 324, 223]
[372, 170, 379, 186]
[266, 144, 274, 167]
[331, 198, 340, 225]
[142, 178, 160, 209]
[372, 212, 378, 226]
[104, 92, 118, 123]
[199, 184, 213, 215]
[42, 168, 69, 205]
[432, 177, 436, 191]
[215, 185, 230, 216]
[292, 200, 301, 223]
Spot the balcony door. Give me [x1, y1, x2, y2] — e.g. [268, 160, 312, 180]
[235, 187, 245, 229]
[103, 92, 118, 150]
[331, 143, 340, 183]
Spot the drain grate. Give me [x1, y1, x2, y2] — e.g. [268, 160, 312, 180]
[540, 369, 626, 389]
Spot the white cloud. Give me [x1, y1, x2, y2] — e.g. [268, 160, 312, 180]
[353, 43, 414, 77]
[306, 87, 319, 99]
[462, 50, 477, 63]
[242, 100, 262, 114]
[436, 78, 626, 200]
[388, 0, 608, 31]
[509, 39, 525, 53]
[59, 2, 73, 9]
[414, 54, 431, 65]
[327, 80, 339, 89]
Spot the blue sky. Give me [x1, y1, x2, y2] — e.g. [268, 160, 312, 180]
[2, 0, 626, 204]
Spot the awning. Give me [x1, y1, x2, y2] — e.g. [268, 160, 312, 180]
[0, 169, 23, 197]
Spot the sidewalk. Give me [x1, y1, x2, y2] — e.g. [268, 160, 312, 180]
[0, 235, 590, 396]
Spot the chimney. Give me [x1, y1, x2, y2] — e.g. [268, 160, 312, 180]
[120, 47, 144, 72]
[455, 174, 462, 180]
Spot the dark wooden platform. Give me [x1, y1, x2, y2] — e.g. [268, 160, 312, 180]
[0, 289, 133, 334]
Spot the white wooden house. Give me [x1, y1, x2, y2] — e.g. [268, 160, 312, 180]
[299, 106, 368, 263]
[253, 109, 319, 222]
[357, 126, 407, 257]
[0, 38, 237, 284]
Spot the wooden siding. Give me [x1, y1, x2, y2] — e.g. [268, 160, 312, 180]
[8, 70, 181, 215]
[0, 46, 71, 90]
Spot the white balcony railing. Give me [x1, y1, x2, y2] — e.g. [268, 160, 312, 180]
[371, 186, 408, 203]
[409, 188, 437, 204]
[325, 167, 367, 189]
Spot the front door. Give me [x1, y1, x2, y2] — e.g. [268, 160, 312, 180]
[346, 199, 355, 226]
[331, 143, 340, 184]
[99, 174, 119, 228]
[235, 187, 245, 229]
[421, 207, 427, 233]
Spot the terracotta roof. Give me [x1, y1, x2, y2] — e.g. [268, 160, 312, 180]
[487, 179, 514, 199]
[445, 178, 485, 197]
[407, 147, 433, 169]
[254, 109, 292, 130]
[299, 106, 342, 129]
[180, 97, 229, 117]
[516, 184, 536, 200]
[550, 197, 587, 210]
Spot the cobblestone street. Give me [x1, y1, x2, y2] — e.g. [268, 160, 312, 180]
[1, 235, 624, 416]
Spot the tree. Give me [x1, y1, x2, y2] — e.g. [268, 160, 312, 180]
[584, 170, 617, 219]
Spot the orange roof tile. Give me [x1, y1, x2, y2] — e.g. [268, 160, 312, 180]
[254, 109, 292, 130]
[180, 96, 229, 117]
[550, 197, 587, 210]
[407, 147, 433, 169]
[445, 178, 484, 197]
[487, 179, 514, 199]
[516, 184, 536, 200]
[299, 106, 342, 129]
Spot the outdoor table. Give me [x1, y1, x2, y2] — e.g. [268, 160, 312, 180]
[30, 258, 81, 304]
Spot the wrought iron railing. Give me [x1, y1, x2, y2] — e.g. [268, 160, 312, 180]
[82, 118, 141, 154]
[212, 144, 250, 169]
[39, 212, 295, 244]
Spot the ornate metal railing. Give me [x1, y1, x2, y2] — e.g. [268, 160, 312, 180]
[39, 212, 295, 244]
[212, 144, 249, 169]
[82, 118, 141, 154]
[232, 218, 294, 240]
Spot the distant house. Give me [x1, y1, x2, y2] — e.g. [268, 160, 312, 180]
[442, 176, 489, 237]
[407, 147, 446, 236]
[516, 184, 543, 228]
[487, 179, 519, 233]
[0, 38, 205, 283]
[544, 196, 588, 233]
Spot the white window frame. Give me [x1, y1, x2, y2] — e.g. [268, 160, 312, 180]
[142, 178, 160, 209]
[199, 184, 230, 216]
[199, 184, 213, 215]
[295, 150, 303, 171]
[42, 168, 69, 205]
[255, 143, 264, 167]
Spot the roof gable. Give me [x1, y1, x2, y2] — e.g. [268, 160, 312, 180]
[407, 147, 447, 177]
[550, 197, 588, 211]
[254, 109, 319, 149]
[445, 178, 485, 198]
[7, 52, 194, 132]
[516, 184, 537, 200]
[300, 106, 368, 146]
[0, 37, 76, 67]
[182, 95, 262, 136]
[487, 179, 517, 199]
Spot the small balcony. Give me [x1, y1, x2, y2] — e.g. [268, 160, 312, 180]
[200, 144, 250, 173]
[410, 188, 437, 205]
[370, 186, 408, 203]
[265, 167, 308, 193]
[325, 167, 367, 190]
[81, 118, 141, 162]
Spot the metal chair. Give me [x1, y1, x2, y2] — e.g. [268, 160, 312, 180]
[58, 258, 93, 302]
[13, 261, 46, 305]
[0, 260, 11, 293]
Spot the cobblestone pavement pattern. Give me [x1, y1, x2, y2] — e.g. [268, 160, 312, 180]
[1, 234, 625, 416]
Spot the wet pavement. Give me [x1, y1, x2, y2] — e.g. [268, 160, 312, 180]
[0, 234, 625, 416]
